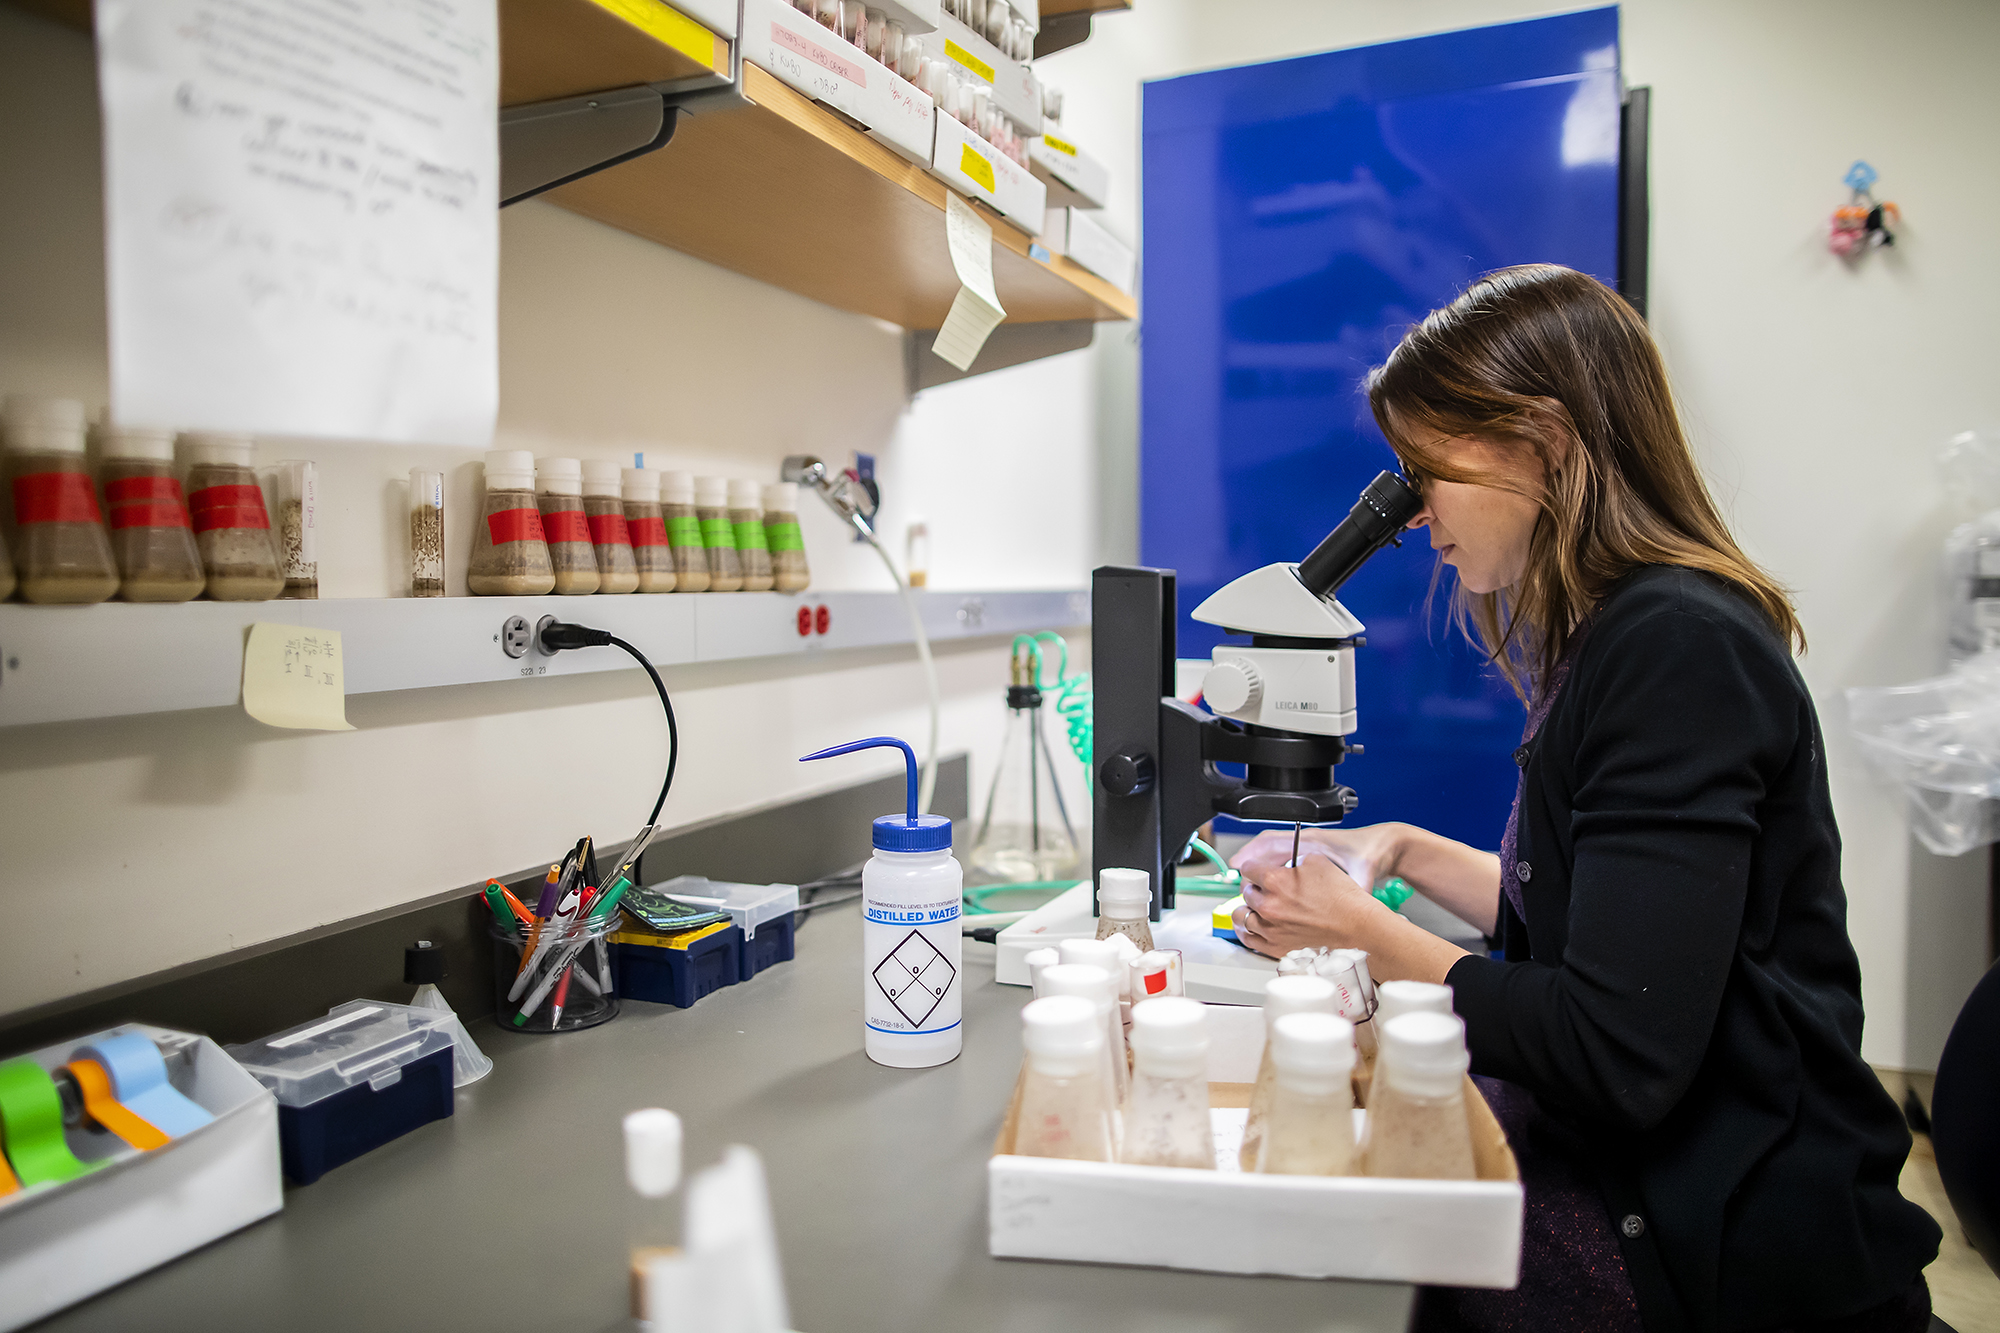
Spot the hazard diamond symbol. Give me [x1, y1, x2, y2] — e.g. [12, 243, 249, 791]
[872, 930, 956, 1030]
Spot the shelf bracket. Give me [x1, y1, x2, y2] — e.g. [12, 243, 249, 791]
[905, 320, 1095, 393]
[500, 86, 680, 208]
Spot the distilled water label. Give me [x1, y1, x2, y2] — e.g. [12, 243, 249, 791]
[865, 892, 961, 1036]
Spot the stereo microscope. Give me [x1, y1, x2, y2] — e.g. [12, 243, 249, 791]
[1092, 471, 1424, 918]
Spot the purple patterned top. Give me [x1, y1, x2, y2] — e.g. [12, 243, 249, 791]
[1498, 623, 1593, 926]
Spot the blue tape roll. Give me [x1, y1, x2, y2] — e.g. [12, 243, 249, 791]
[72, 1031, 214, 1139]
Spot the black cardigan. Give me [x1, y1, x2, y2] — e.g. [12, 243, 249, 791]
[1445, 567, 1940, 1333]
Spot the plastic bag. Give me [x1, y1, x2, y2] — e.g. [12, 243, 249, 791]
[1847, 650, 2000, 856]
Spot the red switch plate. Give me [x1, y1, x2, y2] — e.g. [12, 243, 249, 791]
[796, 606, 813, 637]
[815, 605, 831, 635]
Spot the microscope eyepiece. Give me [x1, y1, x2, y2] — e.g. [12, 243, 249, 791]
[1295, 471, 1423, 599]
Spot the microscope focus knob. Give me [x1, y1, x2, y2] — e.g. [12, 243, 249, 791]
[1099, 753, 1156, 797]
[1201, 660, 1263, 716]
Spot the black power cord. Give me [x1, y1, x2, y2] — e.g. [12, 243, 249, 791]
[538, 621, 679, 827]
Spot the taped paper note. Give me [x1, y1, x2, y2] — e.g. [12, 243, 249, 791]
[96, 0, 500, 446]
[242, 623, 355, 731]
[933, 193, 1005, 371]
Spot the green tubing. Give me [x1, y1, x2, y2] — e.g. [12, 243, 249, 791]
[964, 881, 1081, 914]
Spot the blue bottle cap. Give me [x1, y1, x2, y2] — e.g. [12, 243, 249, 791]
[800, 736, 953, 853]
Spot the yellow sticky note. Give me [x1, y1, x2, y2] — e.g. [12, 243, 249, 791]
[958, 142, 997, 194]
[242, 622, 354, 731]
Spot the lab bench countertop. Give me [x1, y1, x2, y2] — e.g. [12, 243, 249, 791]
[35, 904, 1417, 1333]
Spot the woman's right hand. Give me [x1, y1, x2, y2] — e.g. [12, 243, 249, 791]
[1229, 821, 1409, 892]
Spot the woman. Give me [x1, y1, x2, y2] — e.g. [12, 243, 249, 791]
[1231, 266, 1940, 1333]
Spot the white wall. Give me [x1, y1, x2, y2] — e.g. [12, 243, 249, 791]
[0, 5, 1100, 1015]
[1038, 0, 2000, 1069]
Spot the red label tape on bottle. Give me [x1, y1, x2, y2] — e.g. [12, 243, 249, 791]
[629, 516, 668, 547]
[542, 509, 590, 544]
[188, 484, 271, 533]
[12, 472, 103, 525]
[588, 513, 632, 547]
[105, 475, 184, 505]
[487, 507, 547, 545]
[110, 501, 194, 531]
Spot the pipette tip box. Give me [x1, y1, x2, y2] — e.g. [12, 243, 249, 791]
[226, 1001, 456, 1186]
[615, 920, 744, 1009]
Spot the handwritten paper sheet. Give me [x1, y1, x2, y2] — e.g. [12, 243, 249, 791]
[932, 193, 1005, 371]
[96, 0, 500, 446]
[242, 622, 354, 731]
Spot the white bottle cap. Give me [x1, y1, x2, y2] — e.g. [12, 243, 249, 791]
[1375, 980, 1454, 1026]
[1270, 1011, 1356, 1092]
[623, 1107, 683, 1199]
[1036, 961, 1115, 1013]
[97, 424, 176, 462]
[694, 475, 728, 507]
[1314, 956, 1373, 1022]
[1128, 996, 1207, 1078]
[536, 457, 583, 495]
[1378, 1010, 1470, 1099]
[484, 449, 537, 489]
[660, 470, 694, 504]
[2, 395, 86, 454]
[581, 458, 623, 496]
[1020, 994, 1104, 1076]
[1096, 867, 1150, 918]
[1023, 947, 1061, 997]
[727, 478, 762, 509]
[182, 432, 255, 467]
[1326, 948, 1377, 1007]
[1057, 937, 1121, 975]
[1261, 974, 1337, 1029]
[621, 466, 661, 502]
[762, 481, 799, 513]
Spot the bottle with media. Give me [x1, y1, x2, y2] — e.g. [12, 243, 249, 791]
[1012, 995, 1116, 1162]
[183, 432, 282, 601]
[623, 467, 675, 593]
[660, 472, 709, 592]
[1120, 997, 1213, 1170]
[1238, 974, 1338, 1170]
[800, 736, 961, 1068]
[1360, 1011, 1479, 1181]
[536, 458, 601, 595]
[1094, 867, 1154, 951]
[1035, 963, 1125, 1132]
[98, 422, 203, 602]
[763, 482, 810, 593]
[581, 459, 638, 595]
[4, 396, 118, 604]
[694, 476, 742, 592]
[468, 450, 555, 595]
[1256, 1012, 1358, 1176]
[728, 479, 773, 592]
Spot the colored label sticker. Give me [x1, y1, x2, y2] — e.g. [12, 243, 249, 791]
[667, 514, 702, 547]
[628, 515, 669, 547]
[773, 19, 866, 84]
[958, 141, 996, 194]
[589, 512, 633, 547]
[766, 520, 804, 552]
[541, 508, 590, 544]
[944, 38, 994, 84]
[588, 0, 723, 70]
[110, 501, 193, 531]
[1041, 133, 1078, 157]
[188, 483, 270, 533]
[105, 475, 184, 504]
[11, 471, 102, 526]
[732, 519, 769, 552]
[700, 516, 732, 549]
[486, 506, 547, 546]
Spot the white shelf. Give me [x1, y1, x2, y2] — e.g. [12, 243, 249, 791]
[0, 588, 1087, 728]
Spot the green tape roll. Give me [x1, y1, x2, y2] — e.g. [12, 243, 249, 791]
[0, 1058, 97, 1187]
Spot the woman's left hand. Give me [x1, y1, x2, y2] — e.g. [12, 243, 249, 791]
[1232, 851, 1385, 959]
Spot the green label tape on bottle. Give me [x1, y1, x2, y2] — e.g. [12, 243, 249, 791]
[733, 519, 769, 552]
[667, 514, 702, 547]
[767, 520, 804, 552]
[700, 516, 733, 549]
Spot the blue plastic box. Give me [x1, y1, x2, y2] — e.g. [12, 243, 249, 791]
[739, 911, 796, 978]
[226, 1001, 456, 1185]
[616, 922, 742, 1009]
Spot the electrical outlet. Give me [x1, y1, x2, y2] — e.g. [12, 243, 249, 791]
[500, 615, 533, 658]
[534, 616, 558, 655]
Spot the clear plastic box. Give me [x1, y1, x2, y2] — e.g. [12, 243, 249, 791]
[653, 875, 799, 941]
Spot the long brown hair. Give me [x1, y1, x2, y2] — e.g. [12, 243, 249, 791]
[1364, 264, 1802, 700]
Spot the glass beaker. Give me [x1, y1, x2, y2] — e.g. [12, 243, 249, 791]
[970, 656, 1080, 882]
[492, 912, 621, 1033]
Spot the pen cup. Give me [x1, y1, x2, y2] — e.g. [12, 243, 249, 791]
[492, 913, 621, 1033]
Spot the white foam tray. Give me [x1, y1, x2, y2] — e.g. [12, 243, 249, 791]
[995, 881, 1279, 1003]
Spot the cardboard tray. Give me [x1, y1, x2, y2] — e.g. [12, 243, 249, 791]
[988, 1003, 1523, 1287]
[740, 0, 937, 164]
[0, 1025, 283, 1331]
[929, 112, 1046, 234]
